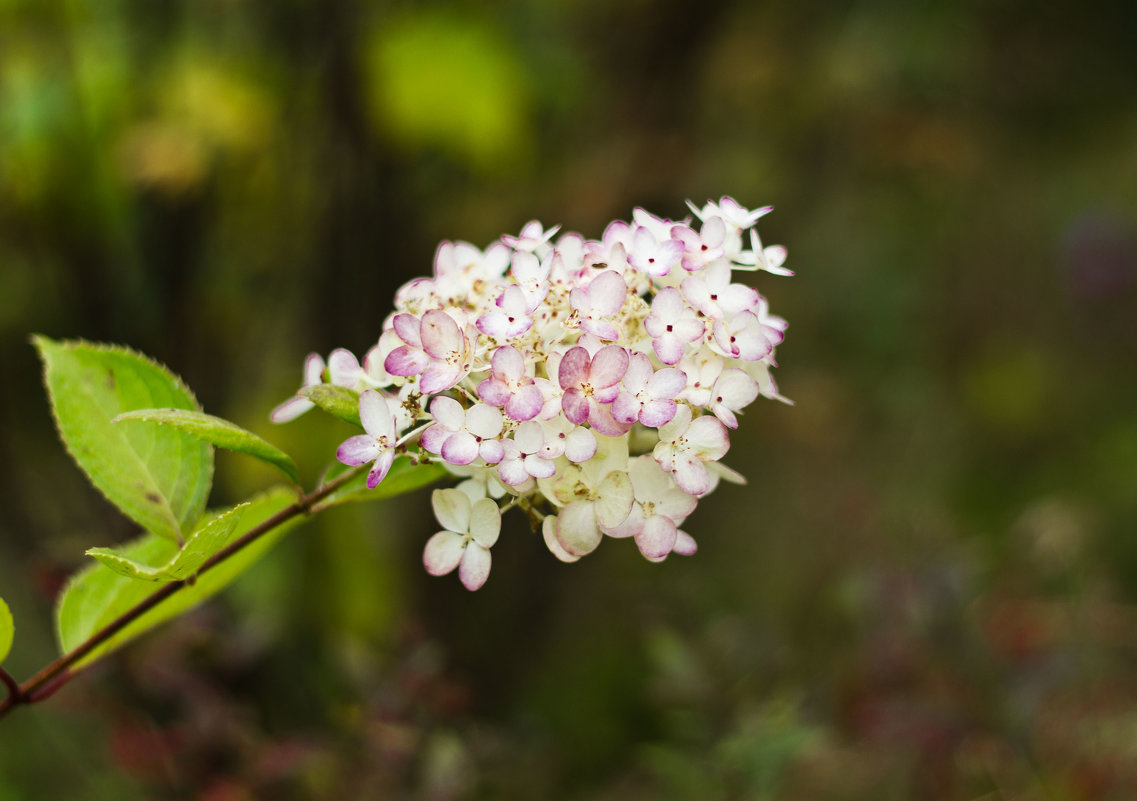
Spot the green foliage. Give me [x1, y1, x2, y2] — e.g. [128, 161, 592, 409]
[0, 598, 12, 666]
[34, 337, 213, 544]
[85, 502, 248, 582]
[56, 486, 300, 668]
[316, 457, 448, 509]
[114, 408, 299, 484]
[298, 384, 363, 428]
[364, 11, 531, 170]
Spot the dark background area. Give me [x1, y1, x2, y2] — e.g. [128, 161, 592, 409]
[1, 0, 1137, 798]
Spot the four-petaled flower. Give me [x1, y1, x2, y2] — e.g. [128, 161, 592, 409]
[336, 390, 399, 489]
[421, 396, 505, 466]
[612, 352, 686, 428]
[423, 489, 501, 590]
[558, 344, 631, 436]
[476, 346, 543, 421]
[652, 404, 731, 496]
[644, 287, 704, 365]
[385, 309, 472, 394]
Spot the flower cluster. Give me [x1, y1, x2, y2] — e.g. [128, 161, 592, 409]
[273, 198, 791, 589]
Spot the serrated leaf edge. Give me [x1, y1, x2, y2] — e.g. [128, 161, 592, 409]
[32, 335, 216, 541]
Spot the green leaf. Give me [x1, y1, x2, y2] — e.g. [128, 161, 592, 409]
[114, 408, 300, 484]
[34, 337, 214, 544]
[0, 597, 13, 666]
[85, 502, 248, 582]
[316, 456, 448, 509]
[298, 384, 362, 427]
[56, 486, 300, 668]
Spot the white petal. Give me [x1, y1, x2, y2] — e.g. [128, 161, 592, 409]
[595, 470, 634, 529]
[564, 427, 597, 463]
[441, 432, 480, 465]
[468, 498, 501, 547]
[657, 403, 692, 443]
[336, 434, 380, 466]
[556, 501, 603, 557]
[687, 415, 730, 460]
[270, 395, 314, 423]
[542, 516, 580, 563]
[458, 544, 492, 590]
[431, 488, 472, 534]
[514, 420, 545, 454]
[673, 530, 698, 555]
[635, 515, 678, 560]
[423, 531, 465, 576]
[466, 403, 504, 439]
[328, 348, 362, 386]
[429, 395, 466, 430]
[358, 390, 395, 438]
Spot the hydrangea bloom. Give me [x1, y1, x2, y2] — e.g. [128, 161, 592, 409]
[274, 197, 791, 589]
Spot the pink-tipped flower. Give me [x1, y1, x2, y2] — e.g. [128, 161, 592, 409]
[612, 352, 686, 428]
[672, 215, 727, 272]
[385, 309, 472, 394]
[626, 225, 684, 277]
[569, 270, 627, 341]
[706, 368, 760, 428]
[423, 489, 501, 590]
[477, 346, 543, 421]
[604, 456, 698, 560]
[336, 390, 399, 489]
[711, 309, 781, 362]
[558, 344, 631, 435]
[270, 352, 325, 423]
[497, 421, 557, 486]
[681, 262, 759, 321]
[644, 287, 704, 365]
[502, 220, 560, 254]
[652, 405, 731, 496]
[477, 284, 534, 339]
[421, 397, 505, 466]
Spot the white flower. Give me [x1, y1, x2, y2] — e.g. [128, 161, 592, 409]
[652, 405, 731, 496]
[605, 457, 697, 560]
[336, 390, 399, 489]
[422, 489, 501, 590]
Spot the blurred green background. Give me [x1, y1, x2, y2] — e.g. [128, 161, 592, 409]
[2, 0, 1136, 798]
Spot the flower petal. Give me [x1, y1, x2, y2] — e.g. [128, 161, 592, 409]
[441, 431, 479, 465]
[429, 395, 466, 430]
[639, 398, 677, 428]
[384, 345, 429, 377]
[420, 362, 463, 395]
[337, 434, 379, 466]
[564, 427, 597, 462]
[468, 498, 501, 547]
[392, 313, 422, 348]
[542, 516, 580, 563]
[589, 346, 630, 388]
[635, 515, 678, 560]
[561, 388, 590, 425]
[589, 270, 628, 317]
[595, 470, 634, 529]
[431, 488, 472, 535]
[458, 544, 492, 590]
[423, 531, 465, 576]
[556, 501, 603, 557]
[270, 395, 314, 423]
[420, 309, 462, 359]
[505, 384, 543, 421]
[358, 390, 395, 437]
[367, 449, 395, 488]
[558, 346, 591, 389]
[466, 403, 504, 439]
